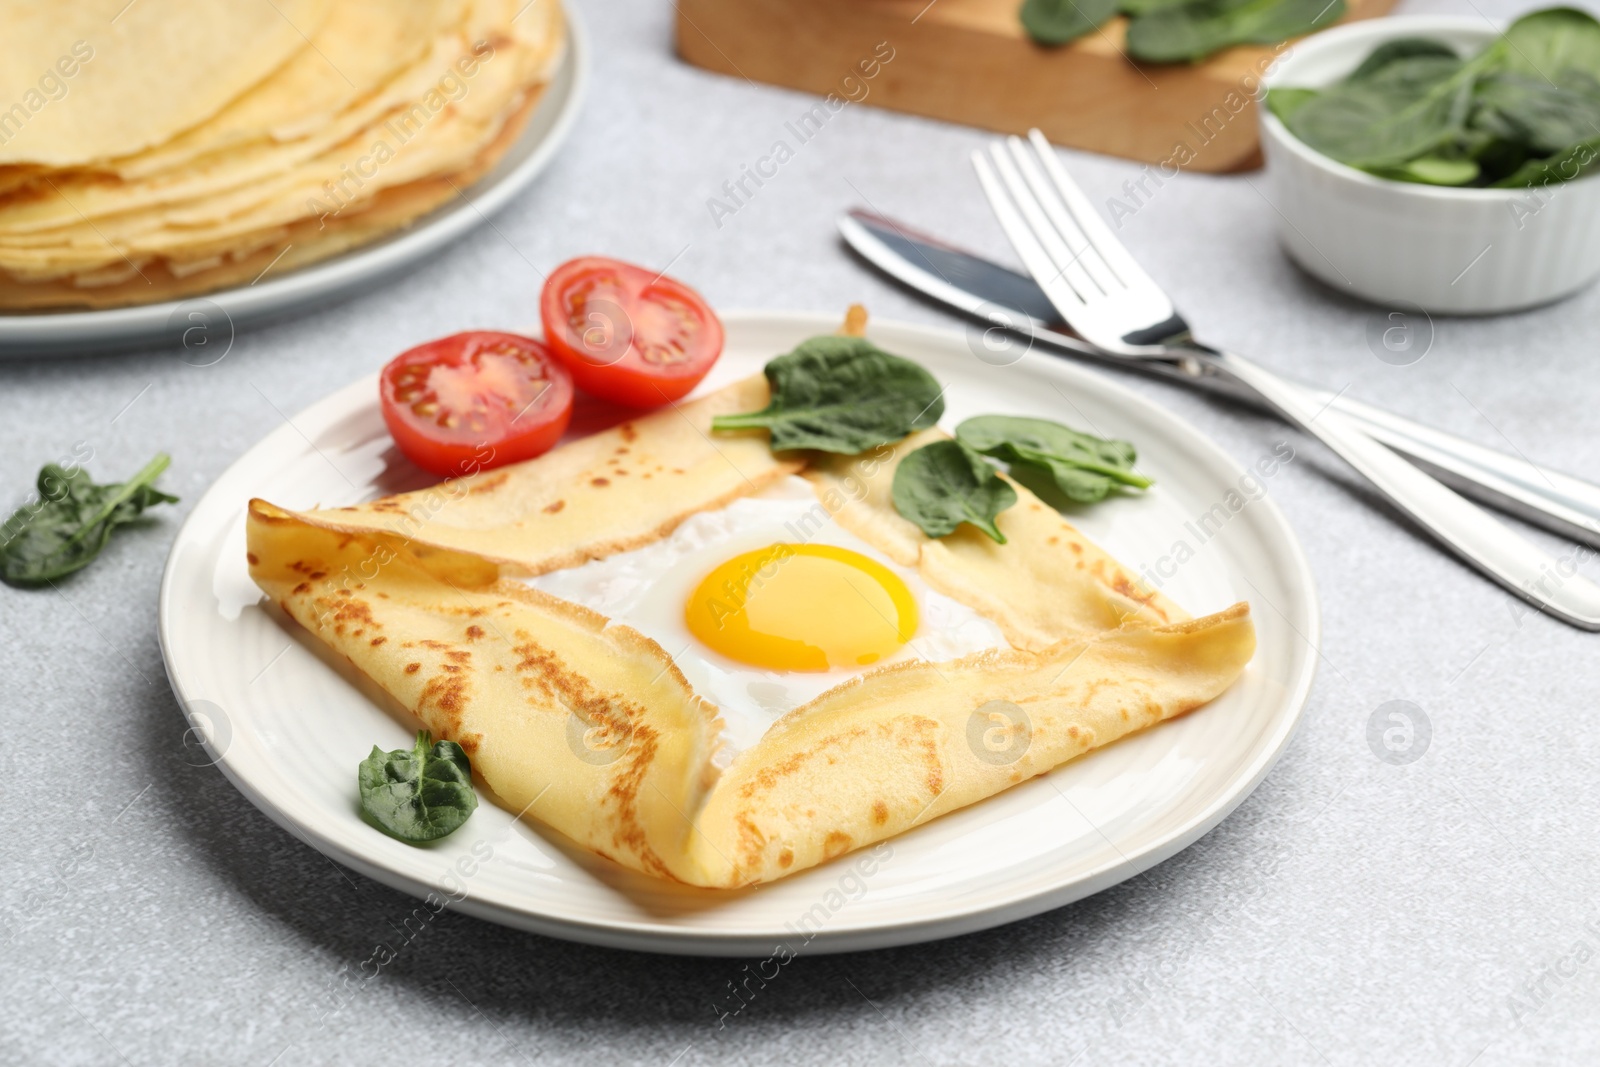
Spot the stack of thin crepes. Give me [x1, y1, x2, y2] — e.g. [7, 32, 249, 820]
[0, 0, 564, 310]
[245, 372, 1258, 889]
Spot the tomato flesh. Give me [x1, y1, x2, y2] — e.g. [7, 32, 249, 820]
[379, 331, 573, 478]
[540, 256, 723, 408]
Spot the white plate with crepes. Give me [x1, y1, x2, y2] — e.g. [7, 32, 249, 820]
[0, 3, 585, 357]
[158, 311, 1318, 956]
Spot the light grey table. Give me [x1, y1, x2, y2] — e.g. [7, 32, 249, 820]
[5, 1, 1598, 1063]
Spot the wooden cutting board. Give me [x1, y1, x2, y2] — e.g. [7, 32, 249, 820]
[674, 0, 1397, 172]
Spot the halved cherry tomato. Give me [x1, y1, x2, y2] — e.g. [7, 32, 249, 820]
[539, 255, 723, 408]
[379, 331, 573, 478]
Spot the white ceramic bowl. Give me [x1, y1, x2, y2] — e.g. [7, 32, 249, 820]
[1260, 15, 1600, 314]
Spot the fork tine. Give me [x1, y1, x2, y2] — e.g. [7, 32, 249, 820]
[985, 143, 1103, 305]
[1026, 129, 1155, 291]
[1005, 136, 1121, 298]
[969, 150, 1087, 315]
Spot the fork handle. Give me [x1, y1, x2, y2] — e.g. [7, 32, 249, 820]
[1205, 348, 1600, 631]
[1149, 353, 1600, 547]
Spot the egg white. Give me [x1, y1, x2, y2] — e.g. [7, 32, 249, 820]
[526, 476, 1008, 757]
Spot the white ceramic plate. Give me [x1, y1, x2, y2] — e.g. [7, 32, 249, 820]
[0, 7, 587, 358]
[158, 312, 1318, 956]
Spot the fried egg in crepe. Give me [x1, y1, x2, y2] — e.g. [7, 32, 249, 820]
[246, 365, 1255, 888]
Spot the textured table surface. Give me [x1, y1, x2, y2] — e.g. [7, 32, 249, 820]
[5, 0, 1598, 1063]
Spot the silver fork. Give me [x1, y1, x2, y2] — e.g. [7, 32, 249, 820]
[974, 129, 1600, 632]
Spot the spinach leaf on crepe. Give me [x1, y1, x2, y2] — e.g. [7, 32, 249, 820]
[358, 731, 478, 844]
[711, 335, 944, 454]
[892, 439, 1018, 543]
[1021, 0, 1119, 45]
[0, 453, 178, 587]
[1124, 0, 1346, 65]
[957, 414, 1151, 504]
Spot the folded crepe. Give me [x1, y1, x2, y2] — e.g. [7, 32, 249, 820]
[246, 374, 1255, 888]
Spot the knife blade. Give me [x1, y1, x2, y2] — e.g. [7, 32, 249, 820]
[836, 208, 1260, 405]
[837, 207, 1600, 547]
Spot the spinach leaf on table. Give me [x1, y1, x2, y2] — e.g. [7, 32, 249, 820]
[956, 414, 1151, 504]
[1020, 0, 1341, 58]
[358, 731, 478, 844]
[0, 452, 178, 587]
[711, 335, 944, 454]
[1124, 0, 1345, 65]
[891, 439, 1018, 543]
[1118, 0, 1196, 17]
[1020, 0, 1119, 45]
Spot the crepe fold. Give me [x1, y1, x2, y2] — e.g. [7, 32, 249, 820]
[247, 376, 1256, 887]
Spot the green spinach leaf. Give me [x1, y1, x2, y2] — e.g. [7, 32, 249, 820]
[1471, 71, 1600, 155]
[1283, 53, 1477, 168]
[1347, 38, 1462, 81]
[1475, 9, 1600, 181]
[1497, 6, 1600, 81]
[1491, 131, 1600, 185]
[0, 453, 178, 587]
[1369, 155, 1481, 185]
[1125, 0, 1345, 65]
[1119, 0, 1196, 17]
[891, 439, 1017, 543]
[1273, 8, 1600, 188]
[1466, 134, 1534, 184]
[358, 731, 478, 844]
[1021, 0, 1119, 44]
[711, 335, 944, 454]
[1265, 86, 1319, 124]
[956, 414, 1151, 504]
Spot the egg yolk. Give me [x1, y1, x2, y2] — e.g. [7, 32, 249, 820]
[684, 543, 919, 671]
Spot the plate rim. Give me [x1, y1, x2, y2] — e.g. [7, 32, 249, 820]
[157, 310, 1320, 956]
[0, 2, 589, 356]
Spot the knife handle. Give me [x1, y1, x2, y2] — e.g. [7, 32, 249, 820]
[1211, 349, 1600, 631]
[1024, 328, 1600, 550]
[1320, 393, 1600, 549]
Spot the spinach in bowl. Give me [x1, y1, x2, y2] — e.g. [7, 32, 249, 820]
[1266, 7, 1600, 188]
